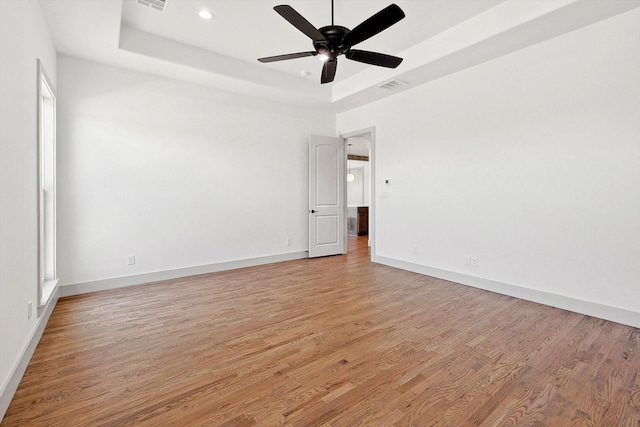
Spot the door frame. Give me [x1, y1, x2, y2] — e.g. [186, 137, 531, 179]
[341, 126, 375, 257]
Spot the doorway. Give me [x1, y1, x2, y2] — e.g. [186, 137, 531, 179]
[342, 127, 375, 255]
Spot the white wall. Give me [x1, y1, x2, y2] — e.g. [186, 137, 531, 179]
[56, 56, 335, 288]
[337, 9, 640, 324]
[0, 0, 57, 414]
[347, 159, 370, 207]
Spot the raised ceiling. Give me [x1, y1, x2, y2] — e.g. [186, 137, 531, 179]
[39, 0, 640, 111]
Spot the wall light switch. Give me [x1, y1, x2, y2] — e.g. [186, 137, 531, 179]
[127, 255, 135, 265]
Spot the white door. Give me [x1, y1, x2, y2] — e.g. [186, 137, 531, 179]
[309, 135, 346, 258]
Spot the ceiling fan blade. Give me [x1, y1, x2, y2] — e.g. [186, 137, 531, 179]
[321, 58, 337, 84]
[342, 4, 405, 47]
[274, 5, 327, 42]
[258, 51, 318, 63]
[345, 50, 403, 68]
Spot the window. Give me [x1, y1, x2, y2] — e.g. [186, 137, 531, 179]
[38, 59, 57, 310]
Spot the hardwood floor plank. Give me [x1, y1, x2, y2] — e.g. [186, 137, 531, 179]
[2, 237, 639, 426]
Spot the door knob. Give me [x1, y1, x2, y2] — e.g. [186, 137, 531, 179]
[310, 209, 319, 213]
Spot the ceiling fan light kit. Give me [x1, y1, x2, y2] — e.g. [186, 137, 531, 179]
[258, 1, 405, 84]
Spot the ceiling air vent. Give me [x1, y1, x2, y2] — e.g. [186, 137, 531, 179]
[378, 79, 409, 90]
[135, 0, 167, 12]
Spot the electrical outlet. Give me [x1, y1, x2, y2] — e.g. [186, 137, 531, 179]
[127, 255, 135, 265]
[28, 301, 32, 320]
[465, 255, 479, 266]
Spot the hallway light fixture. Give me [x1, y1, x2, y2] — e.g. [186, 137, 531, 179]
[347, 142, 355, 182]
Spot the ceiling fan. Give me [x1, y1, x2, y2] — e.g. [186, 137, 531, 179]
[258, 1, 405, 84]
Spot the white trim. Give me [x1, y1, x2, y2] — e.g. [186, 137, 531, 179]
[0, 289, 59, 421]
[372, 254, 640, 328]
[59, 251, 308, 297]
[38, 278, 59, 313]
[37, 59, 57, 311]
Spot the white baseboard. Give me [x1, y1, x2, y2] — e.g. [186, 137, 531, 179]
[372, 254, 640, 328]
[0, 287, 59, 421]
[59, 251, 308, 297]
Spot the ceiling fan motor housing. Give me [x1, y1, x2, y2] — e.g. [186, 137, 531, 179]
[314, 26, 351, 58]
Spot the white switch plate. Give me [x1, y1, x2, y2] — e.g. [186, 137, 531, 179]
[127, 255, 135, 265]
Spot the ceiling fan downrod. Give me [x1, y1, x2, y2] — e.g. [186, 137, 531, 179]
[331, 0, 334, 26]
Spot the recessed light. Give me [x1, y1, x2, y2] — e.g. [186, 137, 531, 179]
[199, 10, 213, 20]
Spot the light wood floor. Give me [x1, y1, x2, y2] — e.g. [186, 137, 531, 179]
[3, 237, 639, 426]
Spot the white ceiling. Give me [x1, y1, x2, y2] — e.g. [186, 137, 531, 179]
[39, 0, 640, 112]
[120, 0, 504, 81]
